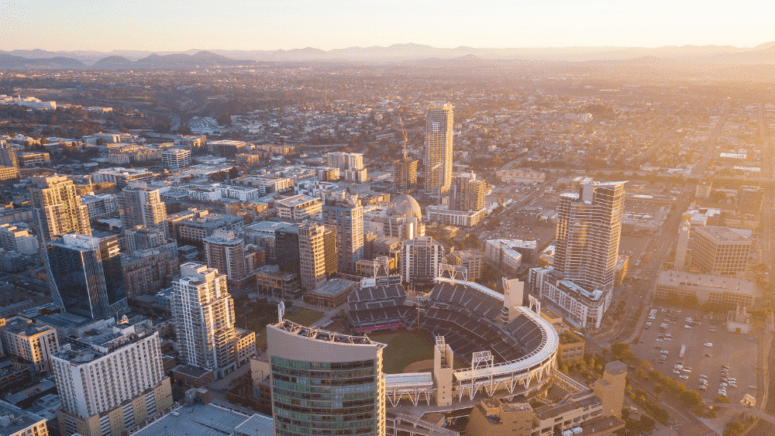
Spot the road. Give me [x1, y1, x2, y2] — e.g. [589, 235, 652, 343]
[599, 188, 696, 345]
[691, 105, 729, 177]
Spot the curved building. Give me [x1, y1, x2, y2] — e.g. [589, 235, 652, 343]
[267, 321, 386, 436]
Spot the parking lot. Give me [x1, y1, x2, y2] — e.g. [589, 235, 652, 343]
[631, 306, 758, 404]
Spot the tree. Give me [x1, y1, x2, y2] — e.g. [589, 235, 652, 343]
[680, 390, 703, 407]
[653, 385, 664, 399]
[636, 369, 646, 379]
[621, 408, 630, 421]
[612, 343, 634, 360]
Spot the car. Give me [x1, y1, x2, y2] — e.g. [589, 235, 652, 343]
[705, 342, 713, 347]
[684, 325, 692, 329]
[699, 386, 707, 391]
[673, 370, 681, 374]
[750, 385, 757, 389]
[705, 353, 713, 357]
[718, 390, 727, 396]
[720, 383, 728, 387]
[655, 345, 662, 349]
[679, 374, 689, 379]
[675, 364, 683, 369]
[700, 375, 708, 379]
[721, 365, 730, 369]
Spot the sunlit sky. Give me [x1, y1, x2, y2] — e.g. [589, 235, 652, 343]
[2, 0, 774, 52]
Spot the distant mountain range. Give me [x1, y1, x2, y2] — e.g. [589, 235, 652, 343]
[2, 42, 775, 69]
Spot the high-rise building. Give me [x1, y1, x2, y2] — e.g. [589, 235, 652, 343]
[121, 227, 179, 299]
[29, 175, 91, 240]
[450, 172, 486, 212]
[690, 226, 751, 278]
[323, 195, 364, 274]
[118, 183, 167, 236]
[47, 233, 127, 320]
[171, 263, 237, 378]
[0, 316, 59, 375]
[554, 181, 626, 294]
[52, 320, 173, 436]
[424, 103, 454, 196]
[392, 157, 418, 194]
[738, 185, 764, 216]
[204, 231, 248, 282]
[267, 320, 386, 436]
[400, 236, 444, 286]
[298, 222, 337, 291]
[275, 225, 300, 275]
[529, 181, 626, 329]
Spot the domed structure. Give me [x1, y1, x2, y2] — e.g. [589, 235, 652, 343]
[388, 194, 422, 221]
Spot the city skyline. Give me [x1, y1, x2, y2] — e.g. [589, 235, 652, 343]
[3, 0, 775, 52]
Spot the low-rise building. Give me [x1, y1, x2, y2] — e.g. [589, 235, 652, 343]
[16, 151, 50, 167]
[0, 316, 58, 375]
[161, 148, 191, 169]
[275, 194, 322, 221]
[654, 271, 755, 308]
[0, 400, 48, 436]
[255, 264, 301, 300]
[305, 278, 357, 308]
[426, 205, 485, 227]
[446, 250, 483, 280]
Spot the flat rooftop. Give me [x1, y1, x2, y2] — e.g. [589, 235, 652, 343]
[133, 403, 261, 436]
[696, 226, 751, 243]
[656, 271, 754, 295]
[171, 364, 212, 379]
[308, 278, 357, 297]
[0, 401, 45, 436]
[275, 194, 319, 208]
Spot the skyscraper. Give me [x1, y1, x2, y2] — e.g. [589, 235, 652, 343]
[530, 181, 626, 328]
[51, 321, 172, 436]
[322, 195, 364, 274]
[400, 236, 445, 286]
[450, 172, 486, 212]
[30, 175, 91, 240]
[554, 181, 626, 294]
[267, 320, 386, 436]
[118, 183, 167, 236]
[203, 231, 248, 282]
[275, 225, 301, 275]
[298, 221, 337, 291]
[47, 233, 127, 319]
[424, 103, 454, 196]
[171, 262, 237, 378]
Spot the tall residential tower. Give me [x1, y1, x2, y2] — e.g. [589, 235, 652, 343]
[424, 103, 454, 196]
[171, 263, 237, 378]
[30, 175, 91, 240]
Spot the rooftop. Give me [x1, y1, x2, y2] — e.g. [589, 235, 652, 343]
[272, 320, 386, 348]
[133, 403, 267, 436]
[695, 226, 751, 243]
[308, 278, 357, 297]
[171, 364, 213, 379]
[275, 194, 319, 208]
[656, 271, 754, 294]
[1, 317, 54, 337]
[0, 401, 45, 436]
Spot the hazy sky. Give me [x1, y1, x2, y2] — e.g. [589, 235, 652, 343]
[2, 0, 774, 52]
